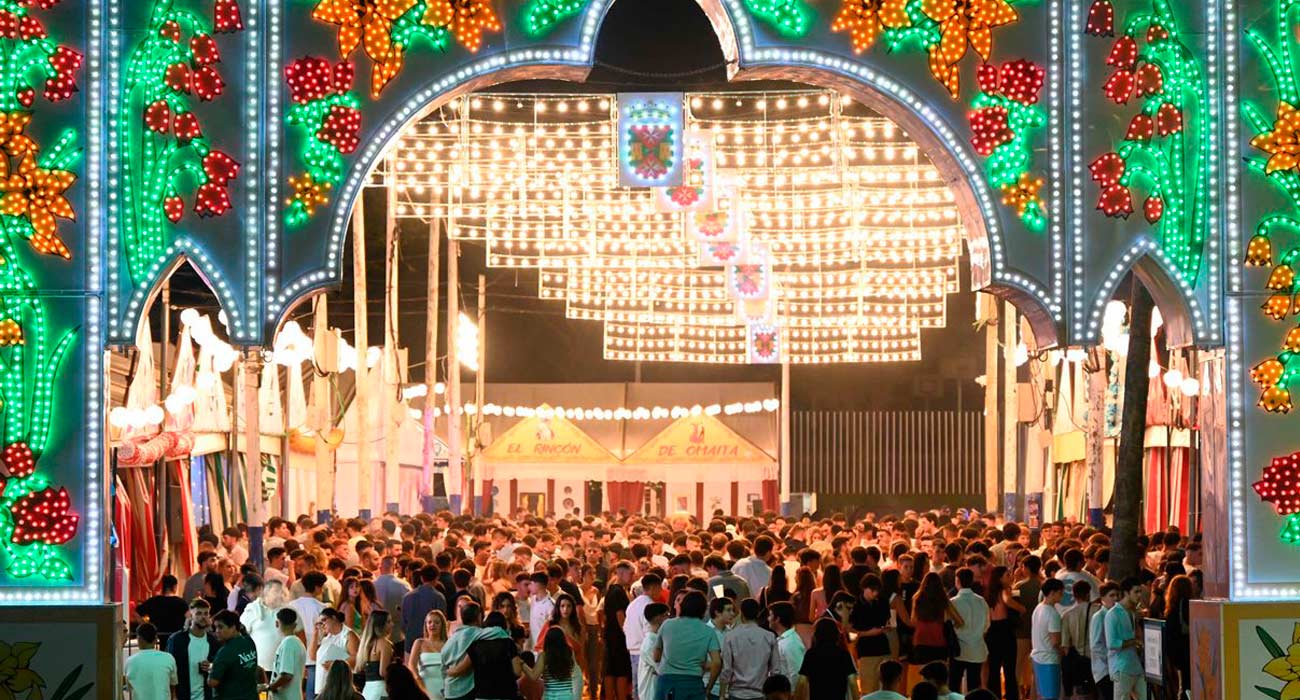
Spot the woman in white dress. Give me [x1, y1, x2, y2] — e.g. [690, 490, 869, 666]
[406, 610, 448, 699]
[312, 607, 360, 694]
[241, 578, 289, 672]
[355, 609, 394, 700]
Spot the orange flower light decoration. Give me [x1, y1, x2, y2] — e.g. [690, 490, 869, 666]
[0, 319, 22, 347]
[0, 112, 35, 158]
[312, 0, 417, 97]
[1286, 327, 1300, 352]
[0, 151, 74, 259]
[1000, 173, 1044, 218]
[830, 0, 911, 54]
[287, 174, 331, 218]
[424, 0, 501, 53]
[1262, 385, 1294, 414]
[1252, 102, 1300, 174]
[1269, 264, 1297, 291]
[921, 0, 1018, 96]
[1248, 233, 1274, 267]
[1254, 359, 1286, 388]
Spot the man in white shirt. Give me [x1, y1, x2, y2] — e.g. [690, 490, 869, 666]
[1031, 579, 1067, 700]
[768, 602, 804, 688]
[221, 527, 249, 568]
[263, 547, 290, 586]
[165, 599, 218, 700]
[124, 623, 178, 700]
[949, 567, 990, 694]
[527, 570, 555, 649]
[1090, 581, 1120, 700]
[624, 572, 661, 693]
[267, 609, 308, 700]
[729, 536, 774, 598]
[290, 572, 327, 699]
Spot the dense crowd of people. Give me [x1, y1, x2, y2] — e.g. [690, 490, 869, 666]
[123, 509, 1203, 700]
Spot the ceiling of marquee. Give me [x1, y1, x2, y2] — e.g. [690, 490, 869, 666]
[379, 89, 963, 364]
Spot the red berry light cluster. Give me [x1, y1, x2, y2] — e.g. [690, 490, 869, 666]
[10, 487, 78, 546]
[1256, 451, 1300, 516]
[2, 442, 34, 478]
[283, 56, 363, 226]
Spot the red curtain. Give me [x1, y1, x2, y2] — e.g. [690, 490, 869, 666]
[481, 478, 494, 516]
[119, 467, 161, 607]
[1145, 446, 1192, 533]
[608, 481, 644, 514]
[761, 479, 779, 514]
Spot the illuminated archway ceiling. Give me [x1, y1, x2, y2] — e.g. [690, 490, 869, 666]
[381, 89, 962, 364]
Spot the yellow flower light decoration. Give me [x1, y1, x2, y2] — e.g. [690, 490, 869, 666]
[1000, 173, 1044, 218]
[921, 0, 1018, 96]
[0, 641, 45, 699]
[830, 0, 911, 54]
[0, 319, 22, 346]
[1286, 327, 1300, 352]
[1262, 385, 1294, 414]
[1262, 623, 1300, 700]
[1270, 264, 1298, 291]
[1248, 233, 1274, 267]
[0, 151, 75, 259]
[287, 174, 331, 218]
[423, 0, 502, 53]
[1254, 359, 1286, 388]
[1253, 102, 1300, 175]
[312, 0, 417, 97]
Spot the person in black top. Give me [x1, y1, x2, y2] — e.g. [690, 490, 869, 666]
[795, 618, 857, 700]
[138, 574, 190, 637]
[850, 574, 892, 695]
[602, 562, 634, 700]
[467, 612, 525, 699]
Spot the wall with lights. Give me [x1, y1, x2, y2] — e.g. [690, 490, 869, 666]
[0, 0, 1288, 613]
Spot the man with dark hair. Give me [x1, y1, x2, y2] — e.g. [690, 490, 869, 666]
[1014, 553, 1044, 694]
[526, 570, 554, 648]
[139, 573, 190, 637]
[402, 564, 448, 654]
[185, 551, 221, 602]
[949, 567, 989, 694]
[1056, 548, 1100, 607]
[843, 545, 872, 597]
[167, 598, 221, 700]
[1106, 578, 1146, 700]
[1090, 581, 1121, 700]
[625, 571, 662, 689]
[290, 571, 327, 699]
[862, 659, 906, 700]
[221, 527, 248, 567]
[1031, 578, 1067, 700]
[732, 536, 773, 595]
[762, 674, 792, 700]
[768, 602, 804, 687]
[125, 623, 178, 700]
[652, 591, 722, 700]
[721, 598, 779, 700]
[442, 602, 512, 700]
[705, 555, 751, 601]
[263, 546, 289, 585]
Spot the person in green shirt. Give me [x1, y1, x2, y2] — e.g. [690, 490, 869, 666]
[208, 609, 266, 700]
[652, 591, 721, 700]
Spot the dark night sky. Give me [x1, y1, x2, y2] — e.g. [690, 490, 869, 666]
[169, 0, 987, 411]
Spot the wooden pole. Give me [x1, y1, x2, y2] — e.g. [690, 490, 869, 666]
[446, 240, 462, 513]
[1112, 283, 1154, 581]
[982, 295, 1001, 514]
[352, 192, 372, 519]
[313, 296, 334, 523]
[383, 181, 401, 514]
[1085, 347, 1108, 527]
[423, 219, 440, 511]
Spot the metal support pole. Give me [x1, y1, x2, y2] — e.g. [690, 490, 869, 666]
[243, 349, 265, 569]
[447, 240, 462, 513]
[313, 296, 334, 523]
[1085, 347, 1108, 526]
[422, 219, 441, 512]
[157, 282, 170, 559]
[983, 295, 1001, 514]
[779, 356, 791, 512]
[353, 192, 372, 519]
[383, 182, 401, 514]
[474, 273, 486, 515]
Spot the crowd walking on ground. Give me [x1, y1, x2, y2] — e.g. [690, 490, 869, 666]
[123, 509, 1203, 700]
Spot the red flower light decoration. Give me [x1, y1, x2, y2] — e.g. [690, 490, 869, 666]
[193, 181, 232, 218]
[164, 195, 185, 223]
[10, 487, 79, 545]
[174, 112, 203, 145]
[214, 0, 244, 33]
[192, 64, 226, 101]
[1107, 35, 1139, 71]
[969, 105, 1013, 156]
[1089, 152, 1126, 187]
[1103, 69, 1135, 104]
[1256, 451, 1300, 515]
[1156, 103, 1183, 136]
[285, 56, 354, 104]
[1097, 184, 1134, 218]
[2, 442, 34, 478]
[1085, 0, 1114, 36]
[1126, 114, 1155, 141]
[1134, 63, 1164, 96]
[317, 104, 361, 153]
[1144, 195, 1164, 224]
[191, 34, 221, 66]
[202, 149, 241, 185]
[144, 100, 171, 134]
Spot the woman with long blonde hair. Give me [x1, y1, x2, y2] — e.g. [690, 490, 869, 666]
[355, 609, 394, 700]
[407, 610, 449, 699]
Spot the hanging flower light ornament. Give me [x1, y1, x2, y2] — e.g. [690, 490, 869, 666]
[830, 0, 911, 54]
[920, 0, 1018, 96]
[313, 0, 418, 96]
[424, 0, 502, 53]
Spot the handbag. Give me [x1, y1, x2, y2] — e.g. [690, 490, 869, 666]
[942, 619, 961, 657]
